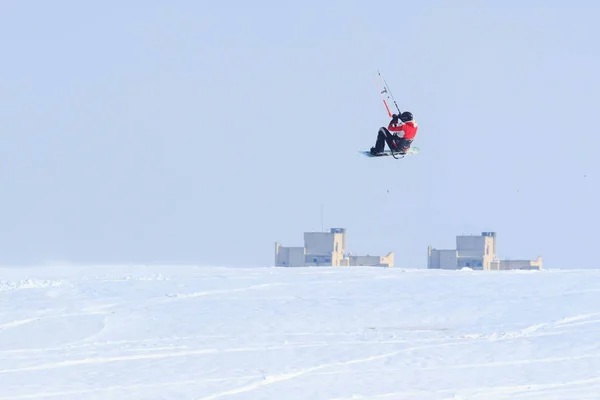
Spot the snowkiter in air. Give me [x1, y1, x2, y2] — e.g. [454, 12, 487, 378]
[370, 111, 418, 155]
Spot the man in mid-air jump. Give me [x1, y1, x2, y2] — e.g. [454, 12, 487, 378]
[370, 111, 418, 155]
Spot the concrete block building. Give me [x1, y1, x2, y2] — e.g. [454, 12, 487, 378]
[490, 257, 543, 271]
[275, 228, 394, 268]
[428, 232, 542, 271]
[347, 254, 395, 268]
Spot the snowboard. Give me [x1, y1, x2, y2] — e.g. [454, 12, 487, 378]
[360, 146, 419, 158]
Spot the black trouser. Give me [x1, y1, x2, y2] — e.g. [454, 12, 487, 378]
[374, 127, 412, 153]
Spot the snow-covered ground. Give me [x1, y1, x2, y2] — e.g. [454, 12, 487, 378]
[1, 265, 600, 399]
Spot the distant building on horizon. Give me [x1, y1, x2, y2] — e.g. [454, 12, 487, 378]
[427, 232, 542, 271]
[275, 228, 394, 268]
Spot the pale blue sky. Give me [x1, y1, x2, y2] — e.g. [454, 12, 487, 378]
[1, 1, 599, 269]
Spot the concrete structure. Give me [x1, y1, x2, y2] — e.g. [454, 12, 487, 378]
[275, 228, 394, 268]
[428, 232, 542, 271]
[490, 257, 543, 271]
[427, 249, 458, 270]
[348, 254, 394, 268]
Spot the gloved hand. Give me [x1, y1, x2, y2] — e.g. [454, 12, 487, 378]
[391, 114, 399, 122]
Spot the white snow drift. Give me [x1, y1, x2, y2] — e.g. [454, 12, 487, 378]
[1, 265, 599, 399]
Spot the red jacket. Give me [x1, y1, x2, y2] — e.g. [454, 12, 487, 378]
[389, 120, 418, 140]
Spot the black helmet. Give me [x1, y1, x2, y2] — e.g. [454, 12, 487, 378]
[400, 111, 413, 122]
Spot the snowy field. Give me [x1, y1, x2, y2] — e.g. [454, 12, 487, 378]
[1, 265, 600, 399]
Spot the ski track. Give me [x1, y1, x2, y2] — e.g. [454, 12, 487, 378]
[322, 377, 600, 400]
[0, 318, 40, 330]
[0, 311, 109, 332]
[556, 319, 600, 329]
[0, 344, 327, 374]
[419, 353, 600, 370]
[452, 376, 600, 399]
[164, 278, 375, 299]
[325, 377, 600, 400]
[0, 375, 262, 400]
[166, 283, 286, 299]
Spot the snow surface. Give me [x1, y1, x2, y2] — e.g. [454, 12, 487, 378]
[1, 265, 600, 399]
